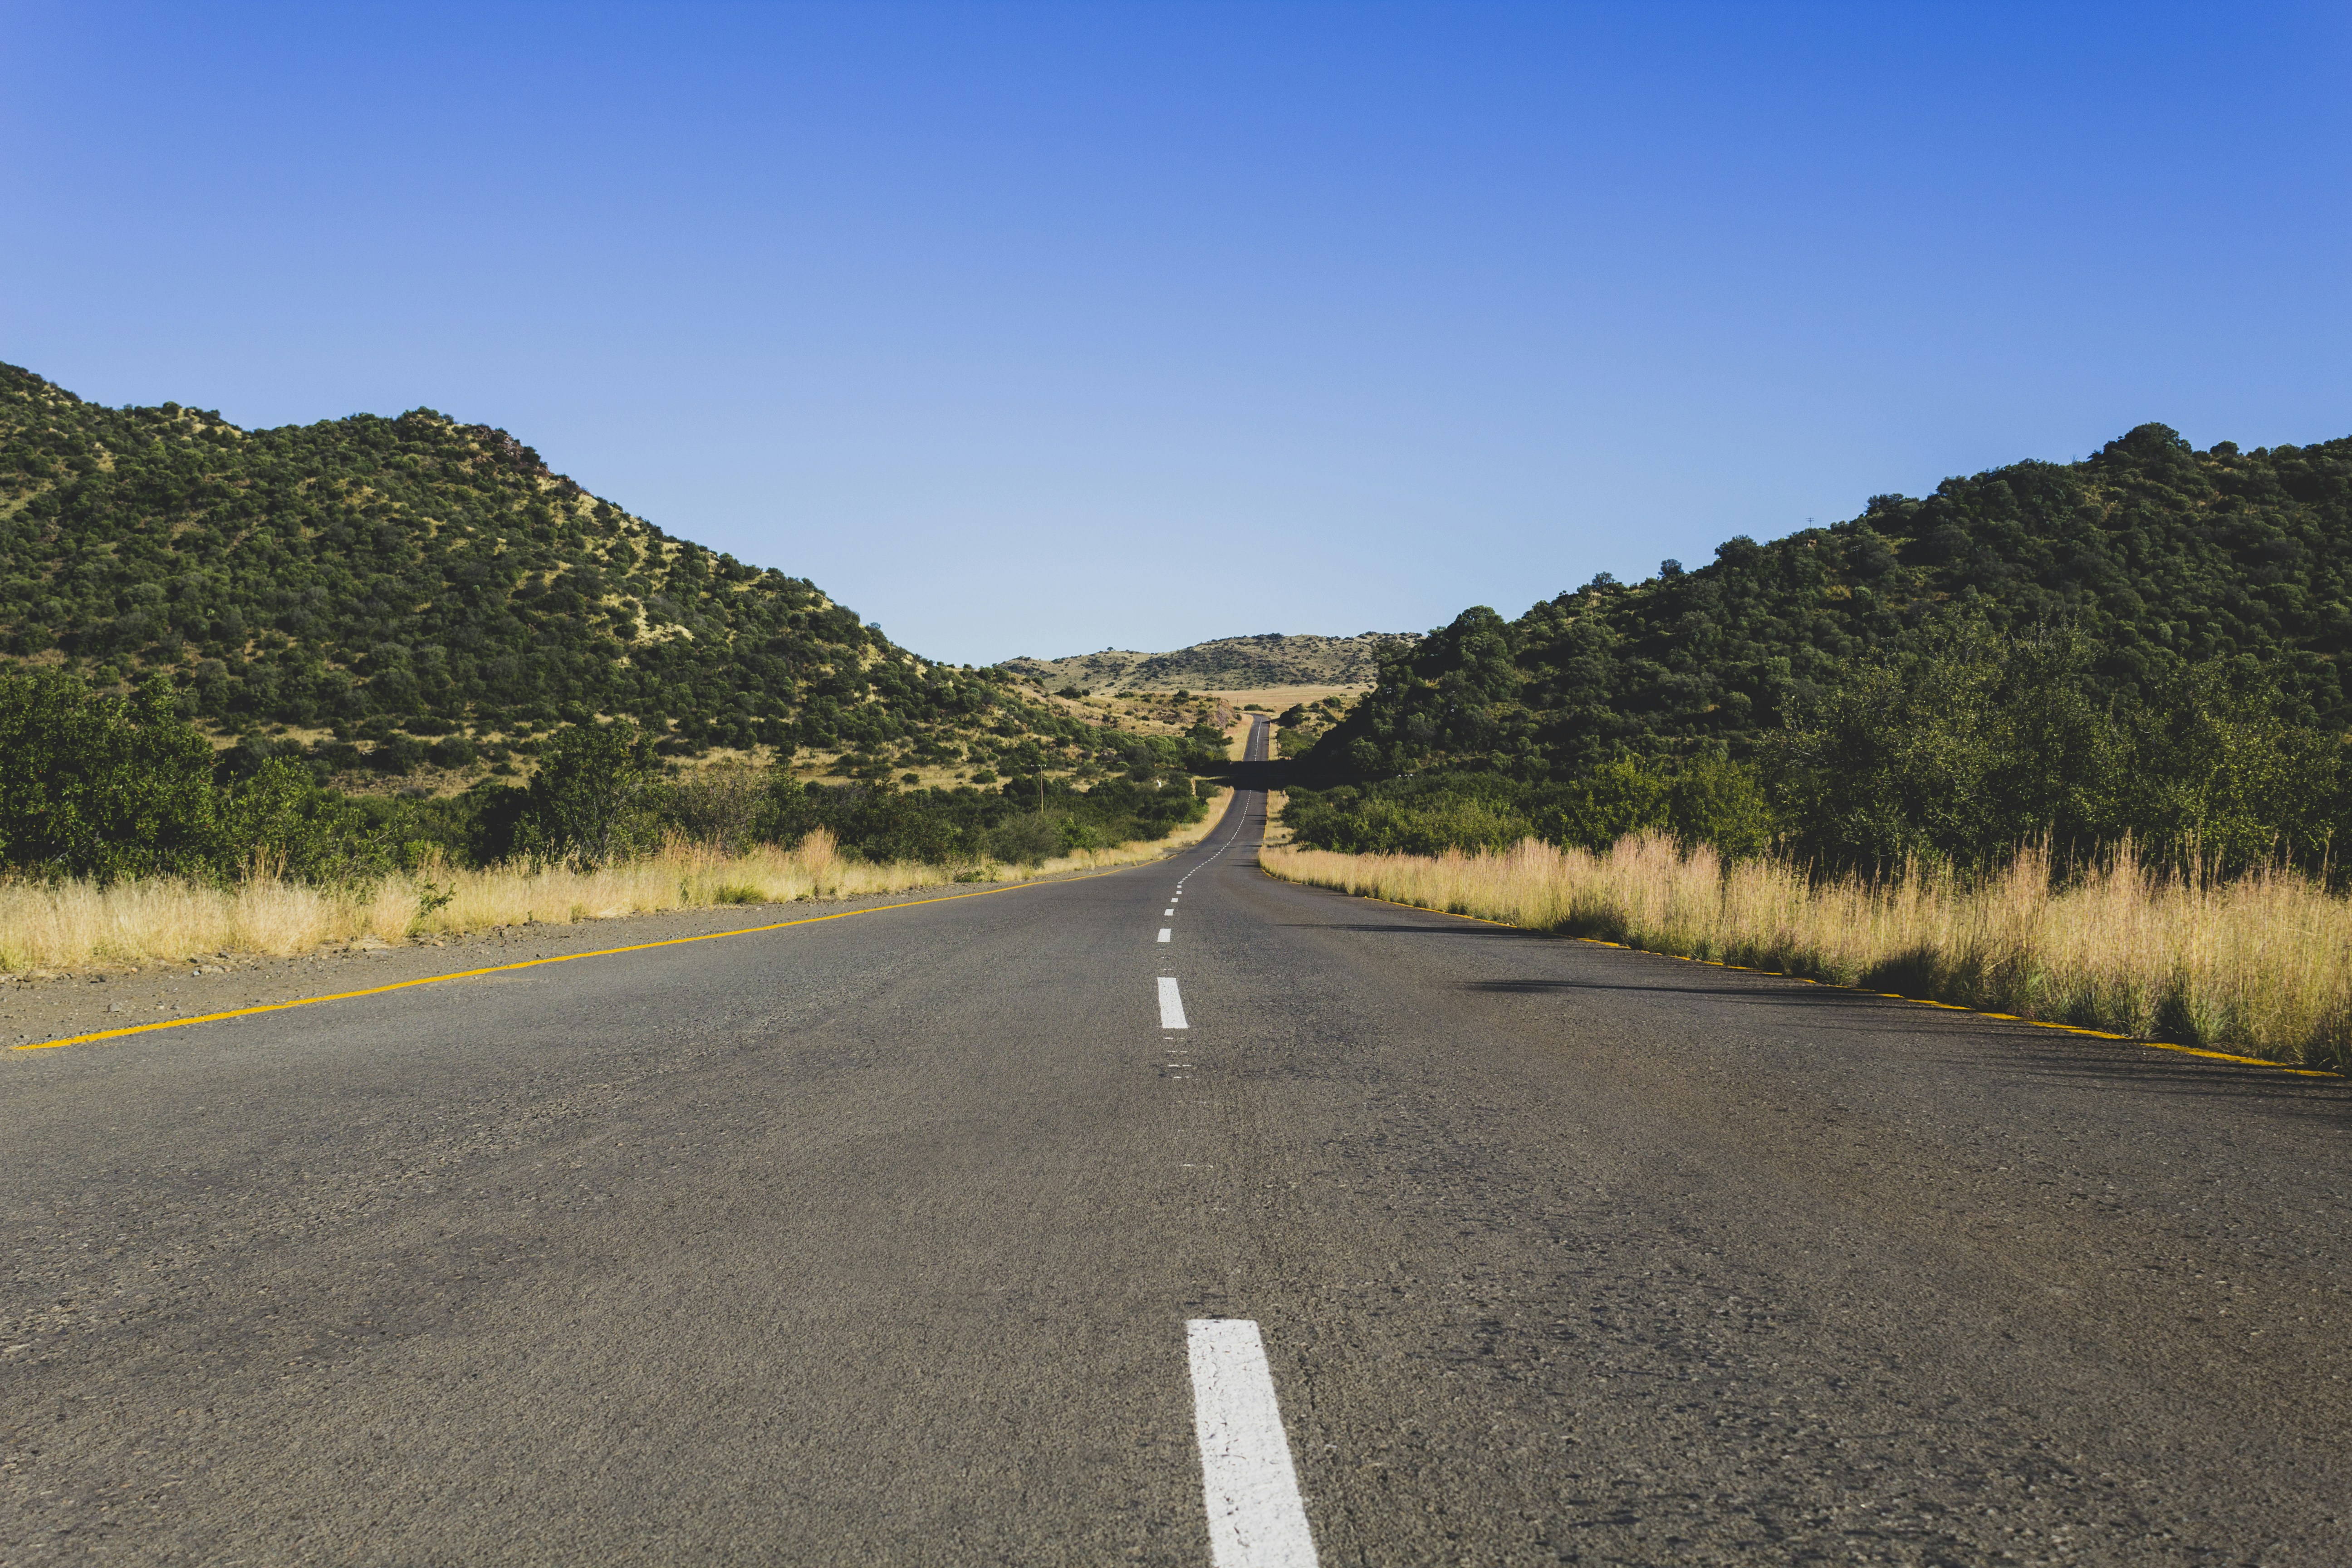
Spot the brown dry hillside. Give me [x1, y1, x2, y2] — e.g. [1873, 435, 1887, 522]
[1002, 631, 1418, 692]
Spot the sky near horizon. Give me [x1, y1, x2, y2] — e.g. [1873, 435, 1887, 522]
[4, 2, 2347, 666]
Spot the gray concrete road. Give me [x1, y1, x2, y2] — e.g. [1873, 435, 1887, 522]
[6, 717, 2351, 1564]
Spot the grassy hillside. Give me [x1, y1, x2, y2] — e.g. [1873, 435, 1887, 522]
[0, 362, 1098, 783]
[1003, 630, 1417, 692]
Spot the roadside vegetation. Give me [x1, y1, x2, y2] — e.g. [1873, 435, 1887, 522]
[1262, 835, 2352, 1071]
[0, 666, 1230, 974]
[1280, 622, 2346, 878]
[1266, 586, 2352, 1077]
[1267, 627, 2352, 1069]
[1259, 421, 2352, 1070]
[0, 809, 1230, 978]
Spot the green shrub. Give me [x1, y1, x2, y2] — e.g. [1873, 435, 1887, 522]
[985, 812, 1065, 866]
[0, 671, 224, 880]
[0, 669, 426, 884]
[222, 758, 403, 883]
[518, 720, 663, 867]
[665, 761, 769, 853]
[1284, 756, 1774, 861]
[1769, 627, 2346, 875]
[1536, 754, 1774, 857]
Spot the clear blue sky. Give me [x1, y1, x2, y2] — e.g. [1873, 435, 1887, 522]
[5, 2, 2347, 666]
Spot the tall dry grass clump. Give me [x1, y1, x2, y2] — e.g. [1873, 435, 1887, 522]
[1261, 834, 2352, 1070]
[0, 792, 1231, 976]
[0, 874, 418, 974]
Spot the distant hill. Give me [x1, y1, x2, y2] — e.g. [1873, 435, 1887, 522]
[1003, 631, 1419, 691]
[0, 363, 1100, 774]
[1309, 422, 2352, 780]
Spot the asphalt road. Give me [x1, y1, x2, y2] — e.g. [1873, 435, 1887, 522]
[6, 715, 2351, 1565]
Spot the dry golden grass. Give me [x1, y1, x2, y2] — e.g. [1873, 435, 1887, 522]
[1262, 834, 2352, 1070]
[0, 874, 418, 973]
[0, 793, 1231, 976]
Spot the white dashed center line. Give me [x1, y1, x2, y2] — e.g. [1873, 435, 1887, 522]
[1164, 908, 1174, 917]
[1187, 1319, 1319, 1567]
[1158, 928, 1172, 944]
[1157, 977, 1188, 1029]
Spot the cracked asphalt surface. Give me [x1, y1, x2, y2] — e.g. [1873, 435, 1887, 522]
[6, 723, 2350, 1564]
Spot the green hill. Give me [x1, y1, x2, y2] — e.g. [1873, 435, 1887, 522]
[1316, 423, 2352, 778]
[0, 363, 1093, 778]
[1289, 424, 2352, 873]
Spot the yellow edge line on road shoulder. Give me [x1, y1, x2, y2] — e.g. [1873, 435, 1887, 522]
[15, 867, 1134, 1055]
[1269, 872, 2342, 1081]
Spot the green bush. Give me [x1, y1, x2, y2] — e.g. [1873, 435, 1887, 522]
[0, 670, 224, 880]
[517, 720, 663, 867]
[223, 758, 403, 883]
[1283, 756, 1774, 861]
[664, 761, 769, 853]
[985, 812, 1066, 866]
[828, 786, 968, 864]
[1769, 627, 2346, 875]
[1179, 721, 1231, 774]
[1536, 754, 1775, 857]
[0, 668, 423, 883]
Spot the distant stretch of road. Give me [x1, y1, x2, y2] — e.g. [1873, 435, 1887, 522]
[6, 715, 2349, 1564]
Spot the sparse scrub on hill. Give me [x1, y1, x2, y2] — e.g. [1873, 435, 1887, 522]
[1262, 835, 2352, 1070]
[1273, 694, 1356, 757]
[1003, 632, 1417, 692]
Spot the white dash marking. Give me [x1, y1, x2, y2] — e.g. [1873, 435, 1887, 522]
[1158, 976, 1189, 1030]
[1164, 908, 1174, 917]
[1158, 928, 1173, 944]
[1186, 1319, 1318, 1568]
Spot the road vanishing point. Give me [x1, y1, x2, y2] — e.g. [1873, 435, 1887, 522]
[6, 716, 2350, 1564]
